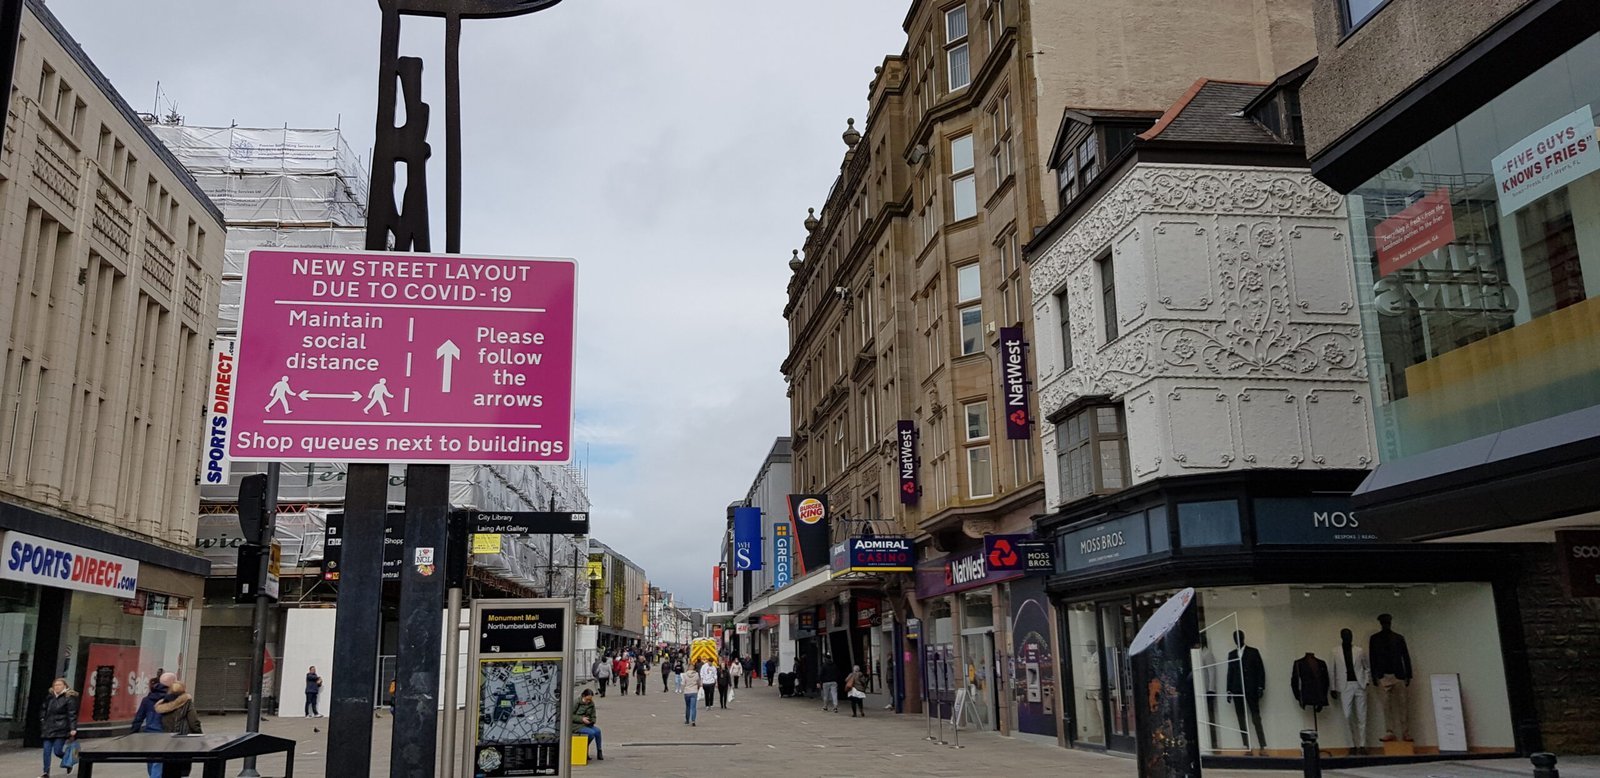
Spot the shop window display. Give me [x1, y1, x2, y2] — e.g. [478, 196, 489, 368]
[1351, 32, 1600, 458]
[0, 580, 39, 739]
[1064, 604, 1104, 745]
[66, 591, 190, 727]
[1191, 584, 1512, 757]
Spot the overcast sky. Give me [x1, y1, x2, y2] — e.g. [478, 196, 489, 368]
[49, 0, 909, 609]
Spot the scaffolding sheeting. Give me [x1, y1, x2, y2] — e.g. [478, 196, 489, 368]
[148, 125, 369, 211]
[216, 226, 365, 333]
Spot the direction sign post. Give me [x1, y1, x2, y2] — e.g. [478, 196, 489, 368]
[466, 599, 575, 777]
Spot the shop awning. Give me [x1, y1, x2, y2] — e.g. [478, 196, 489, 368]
[1352, 403, 1600, 539]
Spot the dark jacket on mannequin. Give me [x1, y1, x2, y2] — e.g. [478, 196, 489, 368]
[1227, 641, 1266, 699]
[1291, 654, 1331, 710]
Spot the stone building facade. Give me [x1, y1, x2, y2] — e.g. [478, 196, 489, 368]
[0, 0, 223, 741]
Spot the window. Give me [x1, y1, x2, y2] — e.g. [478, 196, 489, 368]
[964, 401, 989, 441]
[984, 0, 1005, 50]
[1177, 500, 1242, 547]
[834, 417, 848, 473]
[988, 92, 1013, 189]
[967, 445, 994, 498]
[1342, 0, 1387, 31]
[945, 5, 970, 92]
[1055, 404, 1128, 502]
[950, 133, 976, 221]
[957, 263, 981, 303]
[1098, 253, 1118, 342]
[1056, 291, 1074, 369]
[862, 389, 878, 444]
[1056, 131, 1102, 208]
[959, 305, 982, 355]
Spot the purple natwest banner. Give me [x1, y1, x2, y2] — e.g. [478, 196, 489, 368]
[999, 326, 1030, 439]
[229, 249, 577, 464]
[897, 420, 919, 505]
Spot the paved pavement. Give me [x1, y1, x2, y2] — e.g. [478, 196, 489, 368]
[3, 679, 1595, 777]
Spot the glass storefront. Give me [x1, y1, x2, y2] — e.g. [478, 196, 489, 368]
[66, 591, 191, 730]
[0, 580, 39, 740]
[959, 590, 996, 731]
[1063, 583, 1515, 757]
[1349, 32, 1600, 458]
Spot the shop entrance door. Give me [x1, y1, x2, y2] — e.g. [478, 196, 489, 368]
[959, 628, 997, 731]
[1098, 602, 1136, 752]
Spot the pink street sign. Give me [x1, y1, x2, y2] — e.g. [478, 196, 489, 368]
[229, 249, 576, 465]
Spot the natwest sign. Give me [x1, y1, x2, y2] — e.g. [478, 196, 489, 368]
[998, 327, 1031, 439]
[896, 421, 919, 505]
[1, 532, 139, 598]
[229, 249, 576, 465]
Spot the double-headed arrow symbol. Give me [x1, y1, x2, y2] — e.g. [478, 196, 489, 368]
[436, 339, 461, 393]
[298, 390, 361, 401]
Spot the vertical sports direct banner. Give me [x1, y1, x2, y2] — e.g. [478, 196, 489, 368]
[785, 494, 831, 576]
[732, 507, 762, 571]
[201, 339, 236, 485]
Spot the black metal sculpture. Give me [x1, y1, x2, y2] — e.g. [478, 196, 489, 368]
[368, 0, 565, 254]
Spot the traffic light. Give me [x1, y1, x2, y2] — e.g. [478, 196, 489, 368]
[237, 473, 269, 544]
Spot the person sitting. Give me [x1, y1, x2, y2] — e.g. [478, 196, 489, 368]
[572, 689, 602, 761]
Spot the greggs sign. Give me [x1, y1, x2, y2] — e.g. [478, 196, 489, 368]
[1, 532, 139, 598]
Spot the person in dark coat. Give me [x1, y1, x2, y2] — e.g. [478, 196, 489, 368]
[716, 662, 732, 708]
[304, 666, 323, 717]
[155, 681, 202, 777]
[132, 678, 168, 778]
[765, 656, 778, 686]
[39, 677, 77, 777]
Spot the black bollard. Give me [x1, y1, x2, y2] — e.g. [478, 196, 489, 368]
[1532, 752, 1559, 778]
[1301, 730, 1321, 778]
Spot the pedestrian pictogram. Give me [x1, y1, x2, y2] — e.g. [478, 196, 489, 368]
[229, 249, 577, 465]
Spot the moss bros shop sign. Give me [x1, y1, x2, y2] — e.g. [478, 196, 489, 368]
[1, 531, 139, 598]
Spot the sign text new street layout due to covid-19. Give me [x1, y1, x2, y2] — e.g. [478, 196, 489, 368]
[227, 249, 576, 464]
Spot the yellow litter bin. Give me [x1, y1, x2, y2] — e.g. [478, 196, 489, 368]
[571, 735, 589, 766]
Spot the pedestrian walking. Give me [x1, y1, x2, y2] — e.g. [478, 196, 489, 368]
[729, 657, 743, 689]
[698, 659, 718, 708]
[717, 662, 732, 708]
[682, 660, 703, 726]
[572, 689, 603, 761]
[634, 656, 648, 695]
[613, 655, 630, 696]
[592, 656, 611, 697]
[845, 665, 867, 717]
[304, 666, 323, 717]
[660, 657, 673, 692]
[819, 654, 839, 712]
[39, 677, 77, 778]
[745, 656, 757, 687]
[132, 677, 167, 778]
[765, 656, 777, 686]
[155, 680, 202, 777]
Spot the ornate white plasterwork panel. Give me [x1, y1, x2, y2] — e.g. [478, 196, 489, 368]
[1237, 387, 1304, 467]
[1165, 385, 1236, 470]
[1286, 223, 1355, 316]
[1123, 388, 1162, 480]
[1030, 165, 1345, 306]
[1152, 219, 1214, 313]
[1306, 388, 1375, 468]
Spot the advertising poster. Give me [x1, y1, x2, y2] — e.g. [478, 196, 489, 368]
[732, 507, 763, 571]
[474, 658, 563, 776]
[1009, 576, 1057, 738]
[785, 494, 831, 575]
[1374, 187, 1456, 277]
[79, 643, 142, 723]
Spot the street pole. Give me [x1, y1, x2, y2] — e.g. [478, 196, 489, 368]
[239, 462, 280, 778]
[391, 464, 449, 778]
[441, 511, 468, 776]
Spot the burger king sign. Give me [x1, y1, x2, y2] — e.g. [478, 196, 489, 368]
[786, 494, 832, 575]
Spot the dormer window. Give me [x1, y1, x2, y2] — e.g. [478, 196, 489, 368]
[1057, 133, 1099, 208]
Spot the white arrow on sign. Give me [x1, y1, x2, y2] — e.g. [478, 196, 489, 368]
[297, 390, 361, 401]
[436, 339, 461, 393]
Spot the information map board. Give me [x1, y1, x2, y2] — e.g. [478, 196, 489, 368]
[467, 599, 574, 777]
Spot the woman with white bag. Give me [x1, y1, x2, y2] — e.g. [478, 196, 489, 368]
[844, 665, 868, 717]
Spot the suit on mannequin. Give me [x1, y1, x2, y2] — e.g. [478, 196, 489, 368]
[1331, 628, 1372, 754]
[1226, 630, 1266, 754]
[1291, 653, 1330, 711]
[1368, 614, 1413, 742]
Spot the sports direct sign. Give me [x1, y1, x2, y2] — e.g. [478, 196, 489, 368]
[201, 339, 237, 484]
[1, 532, 139, 598]
[229, 249, 576, 464]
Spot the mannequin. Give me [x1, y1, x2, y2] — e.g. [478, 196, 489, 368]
[1198, 633, 1220, 748]
[1226, 630, 1266, 754]
[1368, 614, 1413, 742]
[1331, 628, 1371, 754]
[1291, 652, 1330, 713]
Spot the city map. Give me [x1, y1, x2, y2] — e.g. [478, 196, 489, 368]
[476, 659, 562, 776]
